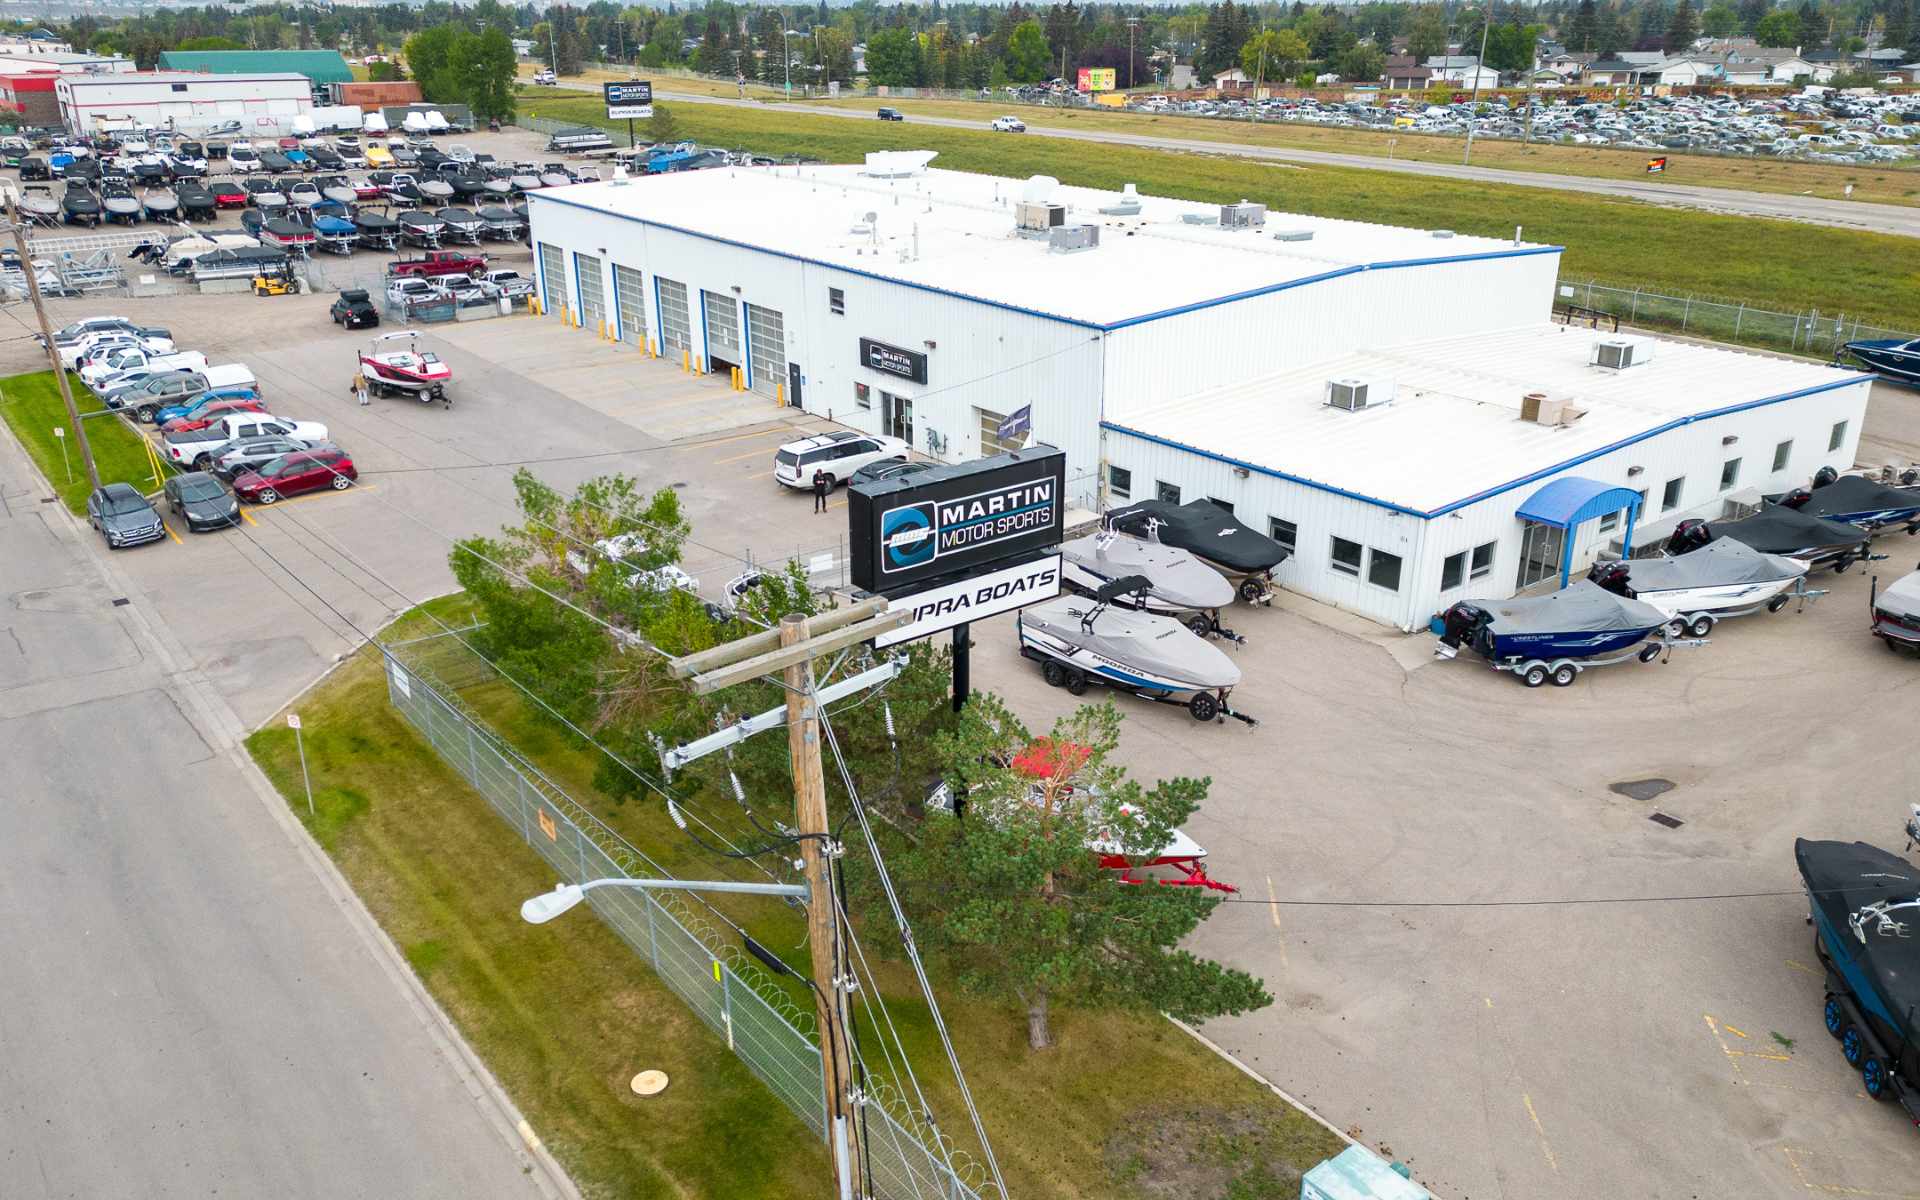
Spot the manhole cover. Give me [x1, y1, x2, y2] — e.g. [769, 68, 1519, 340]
[671, 481, 688, 489]
[1650, 812, 1684, 829]
[111, 598, 130, 607]
[630, 1070, 670, 1096]
[23, 591, 48, 600]
[1610, 778, 1674, 801]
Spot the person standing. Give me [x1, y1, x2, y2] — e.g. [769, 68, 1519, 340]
[812, 467, 830, 513]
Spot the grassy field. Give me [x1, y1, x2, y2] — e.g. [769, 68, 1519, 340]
[0, 370, 165, 513]
[244, 598, 1348, 1199]
[521, 92, 1920, 328]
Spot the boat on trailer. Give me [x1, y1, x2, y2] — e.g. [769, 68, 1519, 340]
[358, 331, 452, 406]
[1588, 536, 1823, 637]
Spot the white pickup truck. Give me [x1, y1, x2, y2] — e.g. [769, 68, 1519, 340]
[81, 348, 207, 391]
[162, 411, 329, 469]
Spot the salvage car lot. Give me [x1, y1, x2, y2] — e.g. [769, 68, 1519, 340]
[11, 294, 1920, 1199]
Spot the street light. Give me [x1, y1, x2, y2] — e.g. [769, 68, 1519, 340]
[522, 876, 808, 924]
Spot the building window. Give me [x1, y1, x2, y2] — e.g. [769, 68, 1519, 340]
[1722, 496, 1760, 520]
[1830, 420, 1847, 452]
[1157, 481, 1181, 504]
[1207, 497, 1234, 514]
[854, 382, 871, 409]
[1598, 509, 1620, 533]
[1269, 518, 1297, 552]
[1367, 548, 1402, 591]
[978, 409, 1023, 455]
[1773, 439, 1792, 472]
[1441, 551, 1465, 591]
[829, 287, 844, 315]
[1661, 476, 1685, 512]
[1330, 536, 1362, 577]
[1719, 457, 1741, 491]
[170, 83, 188, 92]
[1108, 465, 1131, 499]
[1469, 540, 1496, 581]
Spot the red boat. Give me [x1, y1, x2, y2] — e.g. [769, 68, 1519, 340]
[358, 331, 452, 406]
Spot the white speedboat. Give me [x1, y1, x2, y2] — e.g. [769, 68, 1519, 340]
[359, 331, 452, 405]
[1590, 536, 1814, 635]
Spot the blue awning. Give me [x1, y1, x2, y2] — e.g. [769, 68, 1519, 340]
[1516, 477, 1642, 529]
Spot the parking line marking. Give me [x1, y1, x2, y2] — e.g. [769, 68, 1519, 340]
[685, 427, 802, 451]
[1264, 875, 1290, 972]
[163, 522, 183, 544]
[246, 484, 378, 513]
[1484, 998, 1560, 1182]
[1521, 1094, 1559, 1177]
[747, 470, 776, 480]
[1787, 958, 1818, 974]
[715, 447, 775, 464]
[648, 407, 781, 432]
[1783, 1148, 1920, 1198]
[241, 509, 258, 527]
[1724, 1024, 1749, 1038]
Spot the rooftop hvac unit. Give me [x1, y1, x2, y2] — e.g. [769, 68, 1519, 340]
[1016, 200, 1066, 235]
[1325, 374, 1395, 412]
[1520, 391, 1588, 426]
[1049, 224, 1100, 253]
[1220, 201, 1266, 229]
[1590, 335, 1657, 371]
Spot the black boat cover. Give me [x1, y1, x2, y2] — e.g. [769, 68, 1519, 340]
[1106, 499, 1292, 574]
[354, 212, 400, 231]
[1797, 837, 1918, 1048]
[1708, 502, 1867, 554]
[1622, 537, 1803, 592]
[1487, 579, 1667, 637]
[1769, 474, 1920, 522]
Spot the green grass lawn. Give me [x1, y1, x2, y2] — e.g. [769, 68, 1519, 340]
[528, 93, 1920, 330]
[244, 598, 1348, 1199]
[0, 370, 164, 514]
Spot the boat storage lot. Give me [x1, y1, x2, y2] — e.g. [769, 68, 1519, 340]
[16, 293, 1920, 1199]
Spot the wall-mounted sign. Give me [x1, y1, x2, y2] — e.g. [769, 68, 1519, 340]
[873, 554, 1061, 647]
[859, 337, 927, 385]
[850, 448, 1066, 593]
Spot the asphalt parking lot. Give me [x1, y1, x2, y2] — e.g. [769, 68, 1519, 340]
[13, 292, 1920, 1198]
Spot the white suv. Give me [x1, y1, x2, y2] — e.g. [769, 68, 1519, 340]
[774, 430, 910, 490]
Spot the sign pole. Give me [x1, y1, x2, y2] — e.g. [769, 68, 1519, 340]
[288, 713, 313, 815]
[951, 621, 969, 712]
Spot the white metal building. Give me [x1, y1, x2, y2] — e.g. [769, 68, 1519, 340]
[56, 70, 312, 135]
[524, 159, 1560, 509]
[1103, 323, 1873, 627]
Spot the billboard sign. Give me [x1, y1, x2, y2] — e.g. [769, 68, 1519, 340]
[874, 554, 1061, 647]
[1077, 68, 1116, 91]
[858, 337, 927, 384]
[850, 448, 1066, 594]
[605, 79, 652, 119]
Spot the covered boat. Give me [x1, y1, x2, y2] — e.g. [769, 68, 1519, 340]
[1436, 579, 1683, 686]
[1017, 584, 1255, 725]
[322, 179, 360, 205]
[1871, 570, 1920, 654]
[418, 176, 454, 201]
[17, 185, 59, 223]
[1772, 473, 1920, 532]
[1060, 529, 1239, 634]
[1842, 337, 1920, 385]
[61, 180, 101, 227]
[140, 186, 178, 220]
[176, 182, 216, 220]
[1797, 821, 1920, 1119]
[477, 205, 524, 239]
[100, 179, 141, 223]
[510, 166, 543, 192]
[1676, 502, 1870, 568]
[396, 209, 444, 248]
[312, 213, 356, 254]
[1589, 537, 1812, 635]
[353, 210, 400, 250]
[260, 218, 316, 254]
[359, 331, 452, 405]
[1106, 498, 1292, 603]
[190, 246, 289, 281]
[287, 180, 322, 209]
[434, 206, 484, 244]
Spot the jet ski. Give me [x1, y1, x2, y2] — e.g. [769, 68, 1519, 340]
[477, 205, 525, 239]
[1872, 570, 1920, 654]
[1671, 502, 1871, 570]
[61, 179, 101, 227]
[1017, 580, 1256, 726]
[17, 185, 59, 224]
[353, 210, 400, 250]
[313, 213, 357, 254]
[434, 206, 484, 244]
[140, 186, 178, 220]
[1060, 528, 1241, 638]
[1435, 579, 1687, 686]
[359, 331, 451, 406]
[396, 209, 445, 248]
[1842, 336, 1920, 385]
[1769, 469, 1920, 533]
[1588, 537, 1819, 636]
[1106, 498, 1292, 604]
[1796, 808, 1920, 1120]
[100, 179, 141, 224]
[176, 182, 216, 221]
[260, 218, 316, 254]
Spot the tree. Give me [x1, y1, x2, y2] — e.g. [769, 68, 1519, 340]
[1700, 5, 1739, 37]
[1565, 0, 1598, 50]
[873, 696, 1272, 1051]
[1795, 0, 1823, 48]
[1906, 2, 1920, 60]
[464, 27, 519, 120]
[647, 101, 681, 143]
[1665, 0, 1698, 49]
[175, 35, 244, 51]
[865, 25, 917, 85]
[1003, 19, 1051, 82]
[404, 24, 461, 98]
[1240, 28, 1309, 82]
[1337, 40, 1386, 80]
[1755, 8, 1801, 45]
[1043, 2, 1085, 76]
[1404, 3, 1448, 61]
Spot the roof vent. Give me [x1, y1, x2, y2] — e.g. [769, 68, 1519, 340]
[1326, 374, 1395, 412]
[1220, 201, 1266, 228]
[1272, 229, 1314, 242]
[1020, 173, 1060, 203]
[1180, 212, 1219, 226]
[1098, 182, 1141, 216]
[1049, 224, 1099, 253]
[1431, 229, 1455, 238]
[1590, 335, 1656, 371]
[1520, 391, 1588, 425]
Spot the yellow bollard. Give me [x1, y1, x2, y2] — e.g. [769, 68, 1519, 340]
[683, 349, 690, 373]
[777, 382, 785, 406]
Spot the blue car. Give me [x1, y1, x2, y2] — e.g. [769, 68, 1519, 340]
[152, 385, 262, 427]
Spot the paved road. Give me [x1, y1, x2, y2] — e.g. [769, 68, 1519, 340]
[0, 418, 565, 1195]
[596, 81, 1920, 237]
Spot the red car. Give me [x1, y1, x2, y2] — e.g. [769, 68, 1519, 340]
[161, 396, 267, 433]
[233, 447, 357, 504]
[209, 180, 248, 208]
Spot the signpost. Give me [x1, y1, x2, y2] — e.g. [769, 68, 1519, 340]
[287, 713, 313, 815]
[604, 79, 653, 147]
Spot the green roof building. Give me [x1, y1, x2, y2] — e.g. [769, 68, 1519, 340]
[155, 49, 353, 85]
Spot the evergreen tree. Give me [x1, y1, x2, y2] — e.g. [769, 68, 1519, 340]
[1907, 1, 1920, 60]
[1796, 0, 1823, 47]
[1883, 4, 1909, 54]
[1567, 0, 1599, 51]
[647, 102, 681, 143]
[1665, 0, 1697, 48]
[1736, 0, 1768, 35]
[697, 13, 727, 73]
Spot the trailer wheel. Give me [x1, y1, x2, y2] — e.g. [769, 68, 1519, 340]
[1186, 615, 1212, 638]
[1550, 663, 1578, 687]
[1064, 669, 1087, 696]
[1521, 663, 1549, 688]
[1638, 644, 1663, 664]
[1834, 555, 1854, 573]
[1686, 614, 1714, 638]
[1237, 578, 1265, 602]
[1824, 996, 1847, 1039]
[1666, 617, 1689, 639]
[1041, 661, 1065, 688]
[1864, 1057, 1893, 1100]
[1188, 692, 1218, 722]
[1842, 1025, 1866, 1066]
[1767, 594, 1791, 613]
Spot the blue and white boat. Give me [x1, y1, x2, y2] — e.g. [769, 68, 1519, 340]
[1437, 580, 1678, 686]
[1842, 337, 1920, 384]
[312, 213, 356, 255]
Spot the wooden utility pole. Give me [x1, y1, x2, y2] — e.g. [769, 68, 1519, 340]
[9, 198, 99, 491]
[781, 612, 863, 1200]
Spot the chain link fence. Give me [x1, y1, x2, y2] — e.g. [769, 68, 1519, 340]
[381, 633, 991, 1200]
[1556, 277, 1915, 358]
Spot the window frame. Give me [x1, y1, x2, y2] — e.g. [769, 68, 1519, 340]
[1440, 551, 1465, 591]
[1719, 457, 1741, 491]
[829, 286, 845, 315]
[1367, 547, 1402, 592]
[1107, 465, 1131, 500]
[1661, 476, 1685, 512]
[1156, 481, 1181, 505]
[1329, 535, 1363, 577]
[1469, 540, 1496, 581]
[1830, 420, 1848, 452]
[1268, 517, 1297, 552]
[1772, 439, 1792, 472]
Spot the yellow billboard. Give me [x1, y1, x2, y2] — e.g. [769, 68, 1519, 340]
[1077, 67, 1116, 92]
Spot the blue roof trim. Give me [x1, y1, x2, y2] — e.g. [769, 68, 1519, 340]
[1515, 477, 1644, 527]
[527, 191, 1563, 333]
[1102, 372, 1871, 519]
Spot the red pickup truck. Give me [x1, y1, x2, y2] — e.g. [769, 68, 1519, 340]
[386, 250, 488, 279]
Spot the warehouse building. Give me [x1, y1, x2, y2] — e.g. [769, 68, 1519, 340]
[56, 70, 312, 136]
[525, 157, 1559, 509]
[0, 67, 62, 127]
[156, 49, 353, 91]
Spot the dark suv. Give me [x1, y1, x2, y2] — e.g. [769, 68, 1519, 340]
[86, 483, 165, 549]
[877, 107, 905, 121]
[330, 289, 380, 329]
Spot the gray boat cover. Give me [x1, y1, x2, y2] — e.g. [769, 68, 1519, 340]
[1624, 537, 1805, 593]
[1708, 503, 1865, 554]
[1875, 569, 1920, 622]
[1488, 580, 1668, 636]
[1023, 596, 1240, 689]
[1060, 532, 1236, 610]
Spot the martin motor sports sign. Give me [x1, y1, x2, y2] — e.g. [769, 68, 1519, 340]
[850, 448, 1066, 594]
[873, 555, 1061, 647]
[604, 79, 653, 119]
[858, 337, 927, 384]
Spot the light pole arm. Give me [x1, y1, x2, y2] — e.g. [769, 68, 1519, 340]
[522, 876, 807, 923]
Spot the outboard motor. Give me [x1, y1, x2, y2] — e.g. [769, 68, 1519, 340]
[1777, 487, 1813, 510]
[1588, 560, 1634, 597]
[1435, 602, 1493, 659]
[1902, 468, 1919, 488]
[1813, 466, 1839, 489]
[1666, 519, 1712, 555]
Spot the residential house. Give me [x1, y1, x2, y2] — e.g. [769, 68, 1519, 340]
[1384, 54, 1433, 89]
[1653, 56, 1726, 85]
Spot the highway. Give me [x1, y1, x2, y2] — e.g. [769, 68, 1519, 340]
[557, 79, 1920, 237]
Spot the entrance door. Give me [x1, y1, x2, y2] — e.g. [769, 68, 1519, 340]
[882, 391, 912, 445]
[1516, 520, 1566, 590]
